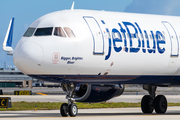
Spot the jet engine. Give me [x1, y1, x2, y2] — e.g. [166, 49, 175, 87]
[74, 84, 124, 102]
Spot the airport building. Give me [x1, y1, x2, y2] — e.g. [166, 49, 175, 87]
[0, 68, 40, 88]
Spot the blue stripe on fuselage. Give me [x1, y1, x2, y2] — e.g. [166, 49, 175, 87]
[28, 75, 178, 86]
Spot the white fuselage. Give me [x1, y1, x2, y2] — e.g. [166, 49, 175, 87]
[13, 10, 180, 85]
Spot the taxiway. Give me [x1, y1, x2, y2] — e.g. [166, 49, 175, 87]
[0, 107, 180, 120]
[1, 95, 180, 103]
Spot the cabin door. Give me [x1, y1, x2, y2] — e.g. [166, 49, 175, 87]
[162, 21, 179, 57]
[83, 16, 104, 55]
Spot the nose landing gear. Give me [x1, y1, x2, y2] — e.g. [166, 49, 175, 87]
[141, 85, 167, 114]
[60, 83, 78, 117]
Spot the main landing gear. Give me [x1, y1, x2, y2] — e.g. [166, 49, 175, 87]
[141, 85, 167, 114]
[60, 83, 78, 117]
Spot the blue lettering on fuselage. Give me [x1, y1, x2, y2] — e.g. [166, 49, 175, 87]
[123, 22, 141, 53]
[105, 22, 166, 60]
[112, 28, 122, 52]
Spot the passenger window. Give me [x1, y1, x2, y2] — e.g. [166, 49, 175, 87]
[159, 35, 161, 39]
[64, 27, 76, 38]
[163, 35, 166, 40]
[131, 34, 134, 38]
[122, 33, 125, 39]
[145, 34, 148, 39]
[113, 32, 120, 39]
[34, 27, 53, 36]
[136, 34, 139, 38]
[150, 34, 152, 39]
[54, 27, 66, 37]
[127, 33, 130, 39]
[23, 28, 36, 37]
[106, 29, 111, 38]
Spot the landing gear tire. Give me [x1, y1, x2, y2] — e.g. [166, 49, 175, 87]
[60, 103, 68, 117]
[141, 95, 154, 113]
[68, 103, 78, 117]
[154, 95, 167, 114]
[61, 83, 78, 117]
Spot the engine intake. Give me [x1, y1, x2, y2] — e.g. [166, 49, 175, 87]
[74, 84, 124, 102]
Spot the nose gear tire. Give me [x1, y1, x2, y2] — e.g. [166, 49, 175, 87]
[68, 103, 78, 117]
[60, 103, 69, 117]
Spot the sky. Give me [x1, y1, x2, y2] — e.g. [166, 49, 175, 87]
[1, 0, 180, 68]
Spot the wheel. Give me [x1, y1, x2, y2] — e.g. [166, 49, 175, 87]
[154, 95, 167, 114]
[141, 95, 154, 114]
[68, 103, 78, 117]
[60, 103, 68, 117]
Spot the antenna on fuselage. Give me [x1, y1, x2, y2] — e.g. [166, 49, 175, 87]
[71, 2, 75, 11]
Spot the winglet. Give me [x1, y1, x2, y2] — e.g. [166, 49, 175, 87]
[71, 2, 75, 11]
[3, 18, 14, 55]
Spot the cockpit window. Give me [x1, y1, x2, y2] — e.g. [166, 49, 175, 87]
[64, 27, 76, 38]
[34, 27, 53, 36]
[23, 28, 36, 37]
[54, 27, 66, 37]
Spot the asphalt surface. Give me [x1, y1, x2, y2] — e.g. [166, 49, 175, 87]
[0, 87, 64, 95]
[1, 95, 180, 103]
[1, 87, 180, 119]
[0, 107, 180, 120]
[1, 86, 180, 95]
[1, 86, 180, 103]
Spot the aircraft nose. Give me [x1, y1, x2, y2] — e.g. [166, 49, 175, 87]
[13, 41, 43, 74]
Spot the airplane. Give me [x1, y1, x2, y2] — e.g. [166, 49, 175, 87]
[3, 2, 180, 117]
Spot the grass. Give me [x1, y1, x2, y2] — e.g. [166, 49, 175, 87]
[0, 102, 180, 111]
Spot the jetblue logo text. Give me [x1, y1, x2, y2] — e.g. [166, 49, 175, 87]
[105, 22, 166, 60]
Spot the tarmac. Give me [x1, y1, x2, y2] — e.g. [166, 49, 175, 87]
[0, 107, 180, 120]
[1, 86, 180, 95]
[1, 86, 180, 119]
[1, 95, 180, 103]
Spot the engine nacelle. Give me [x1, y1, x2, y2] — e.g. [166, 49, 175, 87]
[74, 84, 124, 103]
